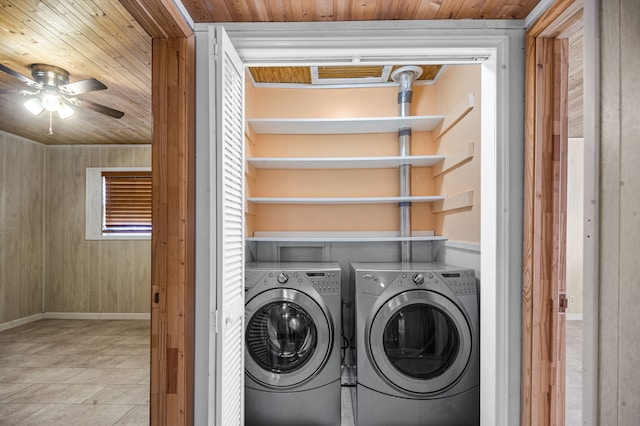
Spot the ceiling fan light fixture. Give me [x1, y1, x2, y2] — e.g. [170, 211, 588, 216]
[24, 97, 44, 116]
[58, 101, 76, 119]
[41, 93, 61, 112]
[2, 63, 124, 127]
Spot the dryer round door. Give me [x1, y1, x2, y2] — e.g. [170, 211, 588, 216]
[367, 290, 472, 395]
[245, 287, 333, 388]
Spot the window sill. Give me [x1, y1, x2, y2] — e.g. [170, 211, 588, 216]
[86, 233, 151, 241]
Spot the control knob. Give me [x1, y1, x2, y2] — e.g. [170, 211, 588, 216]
[277, 273, 289, 284]
[412, 273, 425, 285]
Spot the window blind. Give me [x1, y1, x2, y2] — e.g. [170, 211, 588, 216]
[102, 171, 152, 233]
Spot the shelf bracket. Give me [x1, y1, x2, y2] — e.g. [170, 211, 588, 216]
[433, 92, 475, 141]
[433, 142, 475, 177]
[432, 190, 474, 213]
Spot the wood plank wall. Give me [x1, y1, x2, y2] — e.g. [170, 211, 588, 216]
[44, 145, 151, 313]
[0, 132, 44, 324]
[599, 0, 640, 422]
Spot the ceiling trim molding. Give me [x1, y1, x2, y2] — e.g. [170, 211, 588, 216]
[120, 0, 193, 38]
[171, 0, 195, 30]
[524, 0, 559, 29]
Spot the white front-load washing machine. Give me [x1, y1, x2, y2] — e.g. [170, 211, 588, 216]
[244, 262, 342, 426]
[352, 262, 479, 426]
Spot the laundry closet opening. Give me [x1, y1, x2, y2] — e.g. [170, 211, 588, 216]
[193, 22, 525, 426]
[242, 61, 482, 425]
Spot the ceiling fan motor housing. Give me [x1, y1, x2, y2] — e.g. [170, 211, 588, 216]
[30, 64, 70, 88]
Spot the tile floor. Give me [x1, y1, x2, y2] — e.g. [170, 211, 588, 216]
[0, 319, 150, 426]
[0, 319, 581, 425]
[1, 319, 352, 426]
[565, 319, 582, 426]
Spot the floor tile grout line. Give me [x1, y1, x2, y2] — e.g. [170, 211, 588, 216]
[0, 319, 150, 425]
[11, 402, 51, 426]
[111, 404, 140, 426]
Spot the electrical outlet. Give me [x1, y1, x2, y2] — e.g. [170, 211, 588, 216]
[570, 296, 576, 304]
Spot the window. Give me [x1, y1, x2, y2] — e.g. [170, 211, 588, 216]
[86, 167, 151, 240]
[102, 171, 152, 234]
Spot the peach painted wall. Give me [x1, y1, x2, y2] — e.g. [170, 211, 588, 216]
[245, 74, 257, 234]
[245, 66, 481, 241]
[432, 65, 481, 243]
[250, 85, 437, 119]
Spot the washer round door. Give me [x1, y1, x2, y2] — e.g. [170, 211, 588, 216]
[245, 287, 333, 388]
[367, 290, 472, 395]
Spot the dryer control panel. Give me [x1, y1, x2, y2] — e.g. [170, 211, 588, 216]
[358, 269, 477, 297]
[301, 271, 341, 295]
[435, 271, 477, 296]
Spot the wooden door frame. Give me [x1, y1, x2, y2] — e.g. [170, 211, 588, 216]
[118, 1, 195, 425]
[117, 1, 598, 424]
[522, 0, 583, 424]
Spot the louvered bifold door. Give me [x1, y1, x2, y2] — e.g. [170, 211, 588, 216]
[210, 25, 245, 426]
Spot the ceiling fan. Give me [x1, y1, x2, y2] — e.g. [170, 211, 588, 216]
[0, 63, 124, 131]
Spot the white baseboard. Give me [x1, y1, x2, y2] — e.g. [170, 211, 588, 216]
[43, 312, 150, 320]
[566, 313, 583, 321]
[0, 313, 45, 332]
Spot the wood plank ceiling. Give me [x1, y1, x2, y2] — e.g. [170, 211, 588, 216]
[0, 0, 152, 145]
[182, 0, 542, 21]
[0, 0, 541, 145]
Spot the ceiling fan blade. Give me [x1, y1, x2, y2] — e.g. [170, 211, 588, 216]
[0, 88, 39, 96]
[60, 78, 107, 96]
[0, 64, 42, 89]
[66, 97, 124, 119]
[1, 88, 24, 95]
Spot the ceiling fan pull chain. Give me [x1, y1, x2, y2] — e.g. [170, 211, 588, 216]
[49, 110, 53, 135]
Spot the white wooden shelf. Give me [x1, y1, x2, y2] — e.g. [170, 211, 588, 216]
[247, 230, 447, 242]
[246, 236, 448, 242]
[245, 92, 475, 240]
[246, 196, 445, 204]
[247, 155, 445, 169]
[247, 115, 444, 135]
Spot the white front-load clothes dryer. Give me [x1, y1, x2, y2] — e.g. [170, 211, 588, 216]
[352, 262, 479, 426]
[244, 262, 342, 426]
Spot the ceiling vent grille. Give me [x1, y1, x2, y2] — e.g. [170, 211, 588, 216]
[248, 65, 445, 87]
